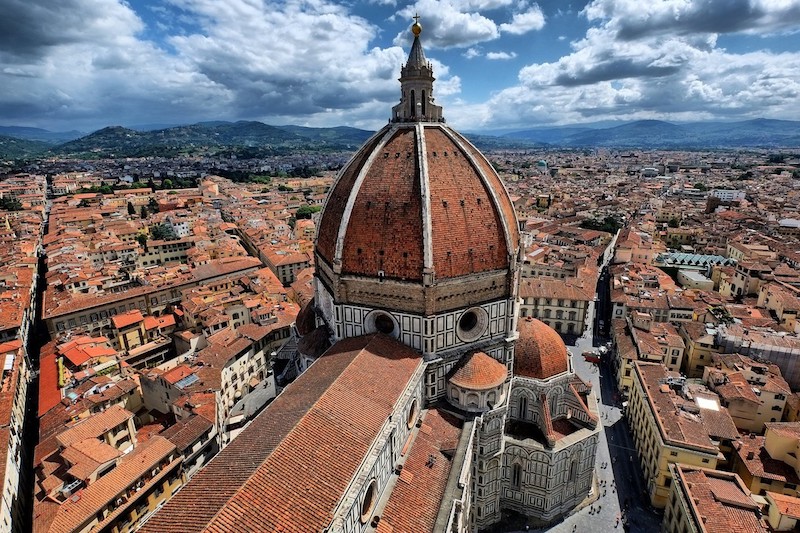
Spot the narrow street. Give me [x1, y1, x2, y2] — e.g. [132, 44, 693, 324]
[516, 230, 662, 532]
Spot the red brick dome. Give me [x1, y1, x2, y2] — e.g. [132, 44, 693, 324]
[315, 123, 519, 283]
[449, 351, 508, 390]
[515, 317, 569, 380]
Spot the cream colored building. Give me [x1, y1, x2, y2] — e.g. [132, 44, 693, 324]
[758, 282, 800, 333]
[518, 278, 592, 336]
[703, 354, 791, 433]
[611, 315, 686, 398]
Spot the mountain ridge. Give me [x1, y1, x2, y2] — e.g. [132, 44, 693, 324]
[1, 118, 799, 160]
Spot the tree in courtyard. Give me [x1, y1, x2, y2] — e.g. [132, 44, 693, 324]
[295, 205, 322, 219]
[135, 233, 148, 251]
[127, 201, 136, 216]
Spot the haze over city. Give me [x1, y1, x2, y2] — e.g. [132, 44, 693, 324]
[2, 0, 800, 133]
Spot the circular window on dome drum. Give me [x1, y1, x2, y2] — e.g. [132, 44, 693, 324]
[360, 478, 377, 524]
[365, 310, 399, 338]
[375, 314, 395, 335]
[456, 307, 489, 342]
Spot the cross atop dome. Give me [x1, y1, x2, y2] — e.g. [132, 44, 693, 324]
[391, 16, 444, 123]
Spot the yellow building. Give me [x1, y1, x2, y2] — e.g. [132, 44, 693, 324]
[678, 321, 722, 378]
[734, 423, 800, 498]
[628, 362, 739, 508]
[111, 310, 147, 353]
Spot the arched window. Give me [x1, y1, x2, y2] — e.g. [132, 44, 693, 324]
[568, 459, 578, 482]
[512, 463, 522, 488]
[410, 90, 416, 116]
[518, 396, 528, 419]
[422, 89, 427, 115]
[466, 392, 479, 408]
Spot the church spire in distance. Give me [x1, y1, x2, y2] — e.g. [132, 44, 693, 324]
[392, 15, 444, 123]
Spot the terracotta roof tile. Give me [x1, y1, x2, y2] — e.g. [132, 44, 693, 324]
[515, 317, 569, 380]
[46, 436, 176, 533]
[736, 434, 800, 483]
[340, 128, 424, 280]
[110, 309, 144, 329]
[767, 491, 800, 520]
[158, 414, 214, 453]
[449, 351, 507, 390]
[55, 405, 133, 449]
[142, 334, 422, 533]
[676, 466, 765, 533]
[379, 409, 463, 533]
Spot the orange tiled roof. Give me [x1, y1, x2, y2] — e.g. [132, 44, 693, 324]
[110, 309, 144, 329]
[379, 409, 463, 532]
[55, 405, 133, 449]
[142, 334, 422, 533]
[449, 351, 507, 390]
[676, 466, 765, 533]
[46, 436, 176, 533]
[515, 317, 569, 380]
[767, 491, 800, 520]
[38, 350, 63, 417]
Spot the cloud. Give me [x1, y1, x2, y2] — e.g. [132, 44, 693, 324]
[0, 0, 143, 62]
[0, 0, 464, 131]
[464, 0, 800, 128]
[394, 1, 499, 48]
[486, 51, 518, 60]
[481, 44, 800, 128]
[583, 0, 800, 40]
[499, 6, 546, 35]
[463, 48, 482, 59]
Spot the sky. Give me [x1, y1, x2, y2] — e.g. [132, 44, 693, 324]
[1, 0, 799, 133]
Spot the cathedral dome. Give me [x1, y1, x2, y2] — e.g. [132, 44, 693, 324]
[314, 24, 518, 317]
[515, 317, 570, 380]
[315, 123, 518, 282]
[449, 351, 507, 390]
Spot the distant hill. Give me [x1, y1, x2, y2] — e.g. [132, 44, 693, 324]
[47, 121, 376, 158]
[0, 125, 84, 144]
[504, 119, 800, 148]
[2, 118, 798, 160]
[0, 134, 52, 159]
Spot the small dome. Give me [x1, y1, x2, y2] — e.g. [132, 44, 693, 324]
[515, 317, 569, 380]
[449, 351, 507, 390]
